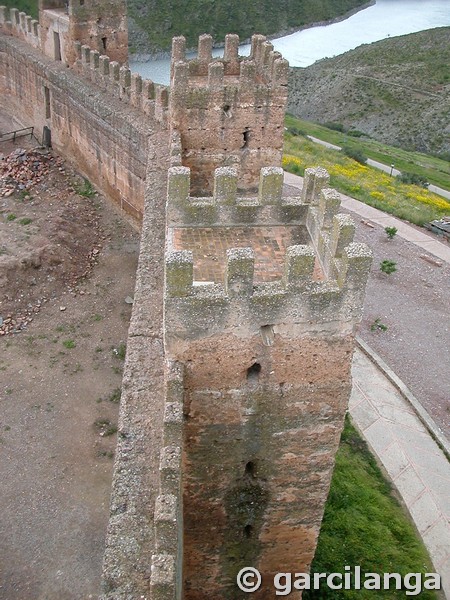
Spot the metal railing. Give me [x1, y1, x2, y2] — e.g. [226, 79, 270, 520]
[0, 126, 35, 143]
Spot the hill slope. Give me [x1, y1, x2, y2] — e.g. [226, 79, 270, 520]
[287, 27, 450, 156]
[127, 0, 368, 53]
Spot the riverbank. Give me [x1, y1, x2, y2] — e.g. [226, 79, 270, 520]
[129, 0, 374, 63]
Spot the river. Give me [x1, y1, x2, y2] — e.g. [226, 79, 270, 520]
[130, 0, 450, 85]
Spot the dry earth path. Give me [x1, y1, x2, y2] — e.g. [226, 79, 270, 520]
[0, 132, 140, 599]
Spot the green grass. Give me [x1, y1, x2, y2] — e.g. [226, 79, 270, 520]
[285, 114, 450, 192]
[2, 0, 38, 19]
[283, 131, 450, 226]
[73, 178, 96, 198]
[62, 339, 76, 349]
[304, 417, 438, 599]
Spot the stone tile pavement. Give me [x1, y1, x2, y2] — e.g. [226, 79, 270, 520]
[351, 344, 450, 597]
[172, 225, 318, 282]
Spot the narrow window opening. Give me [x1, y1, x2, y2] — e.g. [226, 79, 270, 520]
[80, 0, 85, 5]
[53, 31, 61, 61]
[246, 362, 261, 382]
[101, 36, 107, 51]
[44, 86, 51, 119]
[241, 128, 250, 149]
[245, 461, 256, 477]
[223, 104, 231, 117]
[244, 524, 253, 538]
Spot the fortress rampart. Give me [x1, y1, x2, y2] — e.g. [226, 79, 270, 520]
[0, 5, 168, 222]
[0, 6, 372, 599]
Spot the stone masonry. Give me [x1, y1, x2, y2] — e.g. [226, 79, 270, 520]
[0, 4, 372, 599]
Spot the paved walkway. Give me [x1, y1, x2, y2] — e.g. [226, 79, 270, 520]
[351, 345, 450, 598]
[285, 170, 450, 596]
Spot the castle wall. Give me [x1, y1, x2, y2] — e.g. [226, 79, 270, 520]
[0, 11, 373, 598]
[0, 30, 167, 223]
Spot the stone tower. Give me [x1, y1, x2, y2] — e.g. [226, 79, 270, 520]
[163, 164, 372, 599]
[160, 37, 373, 599]
[39, 0, 128, 65]
[169, 34, 288, 196]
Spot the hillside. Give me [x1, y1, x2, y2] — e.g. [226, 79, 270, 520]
[2, 0, 369, 52]
[287, 27, 450, 156]
[126, 0, 369, 53]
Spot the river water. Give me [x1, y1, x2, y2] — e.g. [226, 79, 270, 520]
[131, 0, 450, 84]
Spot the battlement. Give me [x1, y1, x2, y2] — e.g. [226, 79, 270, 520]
[0, 6, 40, 48]
[73, 41, 169, 122]
[164, 166, 372, 341]
[167, 163, 308, 226]
[171, 33, 288, 87]
[150, 360, 184, 600]
[168, 34, 289, 196]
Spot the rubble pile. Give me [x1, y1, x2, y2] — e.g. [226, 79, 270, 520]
[0, 148, 62, 197]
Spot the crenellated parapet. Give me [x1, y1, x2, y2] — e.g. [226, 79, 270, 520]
[72, 41, 169, 123]
[150, 360, 184, 600]
[169, 34, 289, 196]
[167, 163, 308, 226]
[170, 33, 288, 87]
[0, 6, 40, 48]
[164, 165, 372, 341]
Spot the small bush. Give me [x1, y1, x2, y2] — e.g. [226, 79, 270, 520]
[371, 318, 388, 332]
[7, 213, 17, 221]
[74, 178, 96, 198]
[397, 172, 429, 188]
[19, 217, 33, 226]
[287, 126, 307, 137]
[385, 226, 398, 239]
[380, 260, 397, 275]
[341, 146, 368, 165]
[112, 343, 126, 360]
[62, 339, 76, 349]
[323, 121, 345, 132]
[347, 129, 368, 138]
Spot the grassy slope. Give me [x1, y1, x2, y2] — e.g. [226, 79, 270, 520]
[305, 418, 438, 599]
[283, 132, 450, 226]
[3, 0, 38, 18]
[285, 114, 450, 191]
[288, 28, 450, 155]
[127, 0, 367, 52]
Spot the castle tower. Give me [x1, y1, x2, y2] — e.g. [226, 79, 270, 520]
[160, 163, 372, 599]
[168, 34, 289, 196]
[39, 0, 128, 65]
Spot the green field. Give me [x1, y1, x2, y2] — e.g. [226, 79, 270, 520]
[304, 418, 438, 599]
[2, 0, 38, 19]
[284, 118, 450, 226]
[285, 114, 450, 192]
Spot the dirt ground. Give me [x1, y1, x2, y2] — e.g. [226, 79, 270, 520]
[355, 222, 450, 438]
[0, 133, 140, 599]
